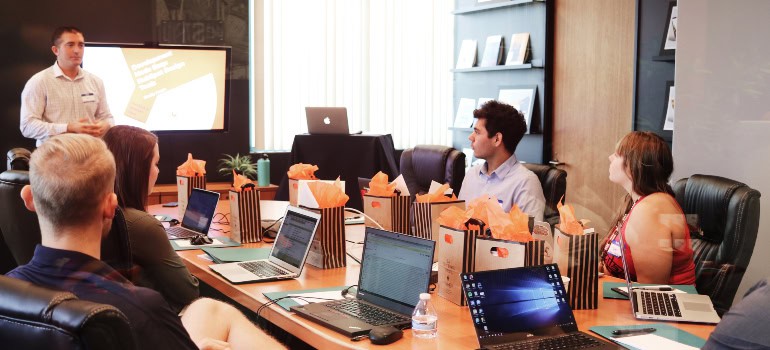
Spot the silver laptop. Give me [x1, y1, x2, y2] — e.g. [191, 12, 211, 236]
[166, 188, 220, 239]
[305, 107, 360, 134]
[291, 227, 436, 337]
[618, 231, 720, 324]
[209, 206, 321, 284]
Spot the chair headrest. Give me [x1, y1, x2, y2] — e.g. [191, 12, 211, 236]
[674, 174, 749, 242]
[0, 170, 30, 186]
[7, 148, 31, 171]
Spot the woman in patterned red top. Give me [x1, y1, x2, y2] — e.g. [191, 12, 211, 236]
[600, 131, 695, 285]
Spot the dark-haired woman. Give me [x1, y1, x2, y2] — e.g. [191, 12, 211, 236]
[104, 125, 199, 311]
[600, 131, 695, 285]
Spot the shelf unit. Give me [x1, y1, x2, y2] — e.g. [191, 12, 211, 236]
[451, 0, 553, 164]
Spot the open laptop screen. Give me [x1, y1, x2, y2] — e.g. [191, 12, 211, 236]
[462, 265, 578, 345]
[357, 227, 436, 315]
[270, 207, 319, 268]
[181, 188, 220, 233]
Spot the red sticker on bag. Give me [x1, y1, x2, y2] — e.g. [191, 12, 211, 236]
[444, 234, 453, 244]
[497, 247, 509, 258]
[371, 201, 381, 208]
[292, 183, 298, 189]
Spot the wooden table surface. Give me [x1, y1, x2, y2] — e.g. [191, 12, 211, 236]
[151, 201, 715, 349]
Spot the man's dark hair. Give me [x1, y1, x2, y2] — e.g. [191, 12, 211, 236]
[51, 26, 83, 47]
[473, 100, 527, 154]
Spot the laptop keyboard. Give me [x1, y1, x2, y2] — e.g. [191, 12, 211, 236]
[325, 300, 409, 326]
[166, 226, 199, 238]
[237, 261, 289, 277]
[493, 333, 603, 350]
[640, 291, 682, 317]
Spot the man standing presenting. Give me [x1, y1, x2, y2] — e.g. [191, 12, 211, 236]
[459, 100, 546, 222]
[20, 26, 113, 146]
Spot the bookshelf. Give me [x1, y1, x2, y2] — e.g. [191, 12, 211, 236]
[451, 0, 553, 164]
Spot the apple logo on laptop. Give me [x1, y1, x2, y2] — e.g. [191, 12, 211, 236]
[323, 117, 331, 125]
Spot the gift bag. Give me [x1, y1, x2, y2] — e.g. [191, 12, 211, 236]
[304, 206, 346, 269]
[288, 178, 300, 206]
[437, 221, 483, 306]
[412, 200, 465, 240]
[553, 228, 599, 310]
[363, 194, 411, 234]
[228, 188, 263, 243]
[475, 237, 546, 272]
[176, 174, 206, 218]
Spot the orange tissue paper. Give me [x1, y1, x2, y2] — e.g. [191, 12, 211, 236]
[176, 153, 206, 176]
[556, 197, 584, 235]
[436, 206, 473, 230]
[287, 163, 319, 180]
[415, 183, 457, 203]
[232, 170, 255, 192]
[367, 171, 397, 197]
[307, 178, 349, 208]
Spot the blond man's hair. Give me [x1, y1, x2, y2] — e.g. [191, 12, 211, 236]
[29, 134, 116, 228]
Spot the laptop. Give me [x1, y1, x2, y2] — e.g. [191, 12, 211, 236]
[306, 107, 360, 134]
[461, 265, 619, 350]
[618, 231, 720, 323]
[209, 206, 321, 284]
[291, 227, 436, 337]
[166, 188, 220, 239]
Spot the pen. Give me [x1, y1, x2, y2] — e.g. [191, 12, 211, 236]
[634, 286, 673, 291]
[611, 327, 657, 336]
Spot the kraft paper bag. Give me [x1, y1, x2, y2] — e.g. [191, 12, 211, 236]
[176, 175, 206, 218]
[363, 194, 411, 234]
[228, 189, 263, 243]
[412, 200, 465, 240]
[553, 228, 599, 310]
[437, 223, 483, 306]
[304, 206, 346, 269]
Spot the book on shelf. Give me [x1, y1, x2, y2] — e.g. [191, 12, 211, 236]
[505, 33, 531, 65]
[453, 98, 476, 128]
[456, 39, 477, 69]
[480, 35, 504, 67]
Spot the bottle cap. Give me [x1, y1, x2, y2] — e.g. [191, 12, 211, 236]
[420, 293, 431, 300]
[262, 153, 269, 159]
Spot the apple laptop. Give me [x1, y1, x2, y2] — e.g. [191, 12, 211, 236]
[166, 188, 220, 239]
[461, 265, 618, 350]
[209, 206, 321, 284]
[305, 107, 360, 134]
[618, 231, 720, 324]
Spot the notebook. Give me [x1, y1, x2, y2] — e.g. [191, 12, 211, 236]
[618, 231, 720, 324]
[291, 227, 436, 337]
[305, 107, 360, 135]
[166, 188, 220, 239]
[209, 206, 321, 284]
[461, 265, 619, 350]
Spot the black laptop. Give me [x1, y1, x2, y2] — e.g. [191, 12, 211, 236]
[461, 265, 620, 350]
[291, 227, 436, 337]
[166, 188, 220, 239]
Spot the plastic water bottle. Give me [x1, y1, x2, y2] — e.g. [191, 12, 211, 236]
[411, 293, 438, 339]
[257, 154, 270, 187]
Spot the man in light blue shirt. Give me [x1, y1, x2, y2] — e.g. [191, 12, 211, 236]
[458, 100, 546, 222]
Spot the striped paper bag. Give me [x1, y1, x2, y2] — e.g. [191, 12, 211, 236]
[475, 237, 547, 272]
[553, 228, 599, 310]
[228, 188, 263, 243]
[363, 194, 411, 234]
[437, 222, 483, 306]
[304, 206, 346, 269]
[176, 174, 206, 218]
[412, 200, 465, 240]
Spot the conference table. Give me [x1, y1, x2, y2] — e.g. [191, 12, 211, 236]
[150, 200, 715, 349]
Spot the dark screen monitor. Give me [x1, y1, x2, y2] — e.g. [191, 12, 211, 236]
[84, 42, 231, 133]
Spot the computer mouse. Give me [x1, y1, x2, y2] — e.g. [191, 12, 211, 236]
[368, 326, 403, 345]
[190, 235, 213, 245]
[169, 219, 180, 226]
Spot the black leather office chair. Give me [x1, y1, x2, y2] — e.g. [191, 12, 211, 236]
[522, 163, 567, 226]
[6, 147, 31, 171]
[400, 145, 466, 198]
[0, 170, 133, 279]
[0, 275, 135, 350]
[672, 174, 761, 316]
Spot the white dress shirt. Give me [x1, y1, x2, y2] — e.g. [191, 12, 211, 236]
[20, 62, 114, 146]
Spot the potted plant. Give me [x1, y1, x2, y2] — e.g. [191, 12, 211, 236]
[218, 153, 258, 179]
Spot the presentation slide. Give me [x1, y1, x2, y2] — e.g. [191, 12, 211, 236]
[85, 45, 228, 131]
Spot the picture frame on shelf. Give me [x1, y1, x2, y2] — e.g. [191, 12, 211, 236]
[659, 1, 677, 56]
[662, 81, 675, 131]
[498, 85, 537, 133]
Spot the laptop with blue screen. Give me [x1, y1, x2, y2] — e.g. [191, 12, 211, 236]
[461, 265, 618, 350]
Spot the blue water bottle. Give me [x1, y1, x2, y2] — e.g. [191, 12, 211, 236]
[257, 154, 270, 187]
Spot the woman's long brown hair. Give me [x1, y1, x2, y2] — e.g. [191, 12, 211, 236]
[103, 125, 158, 211]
